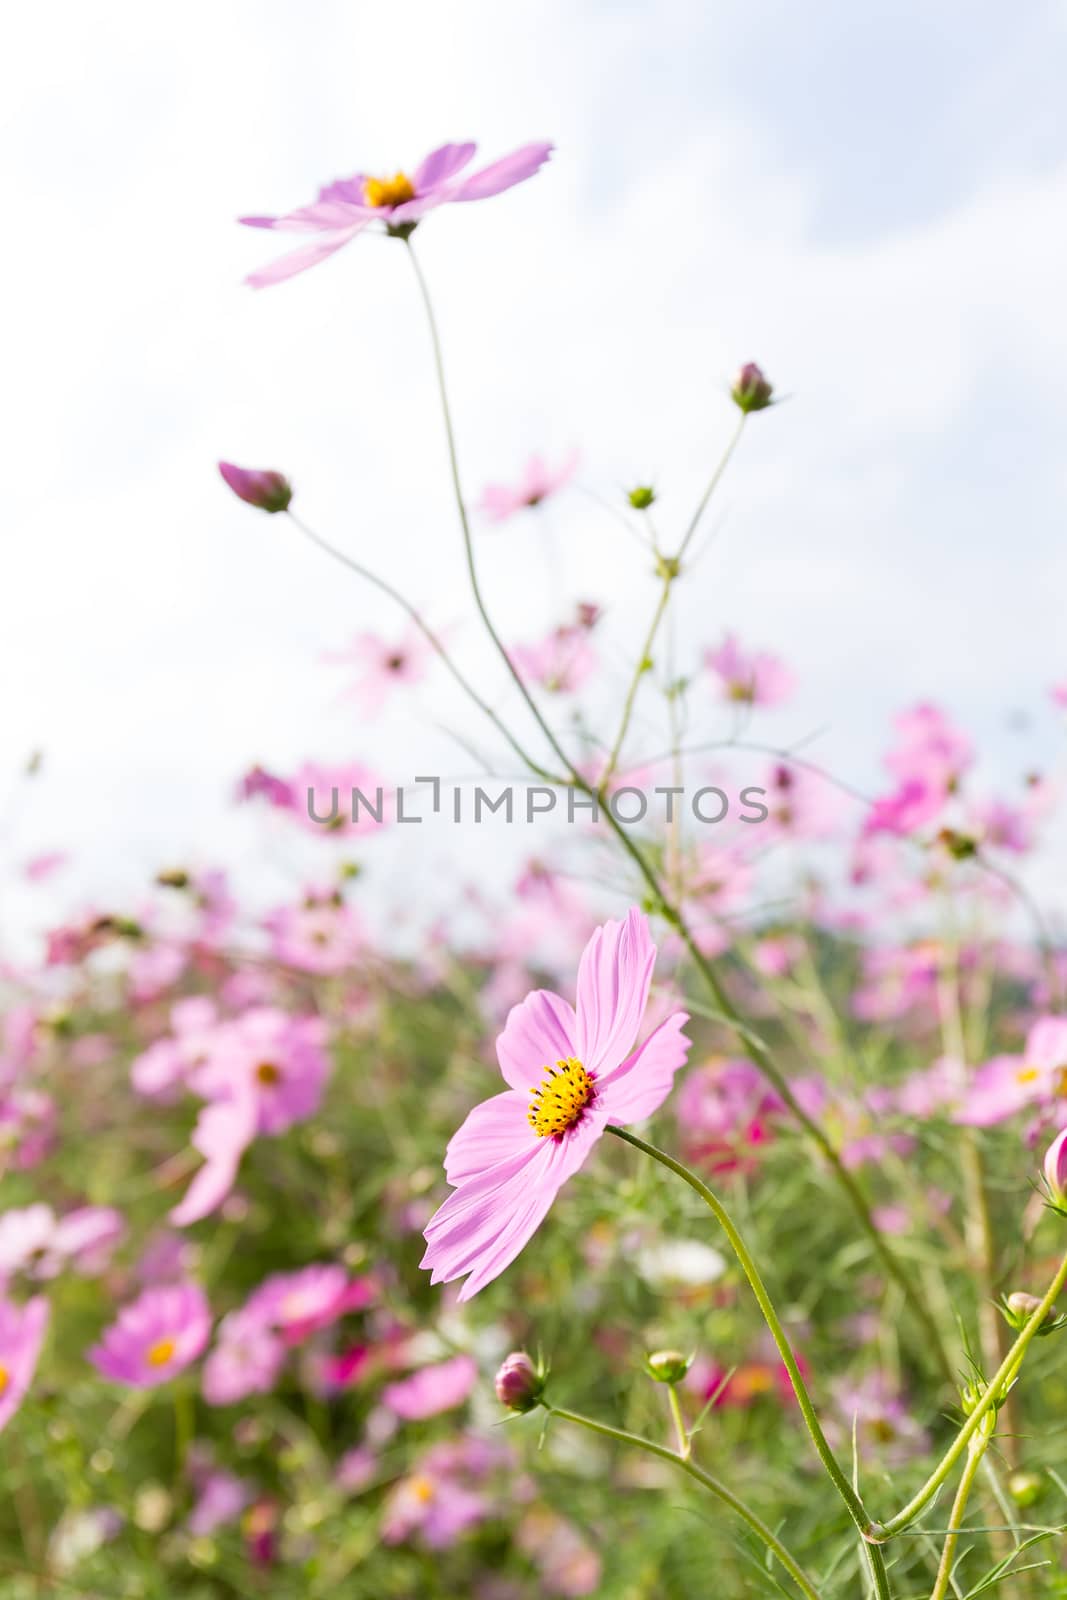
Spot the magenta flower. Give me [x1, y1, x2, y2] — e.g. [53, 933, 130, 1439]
[243, 1264, 354, 1344]
[510, 623, 598, 695]
[479, 449, 580, 522]
[241, 141, 553, 288]
[0, 1294, 49, 1434]
[421, 909, 690, 1300]
[705, 634, 794, 707]
[218, 461, 292, 512]
[89, 1282, 211, 1388]
[382, 1354, 478, 1421]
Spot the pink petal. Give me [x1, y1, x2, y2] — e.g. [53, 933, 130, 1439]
[574, 908, 657, 1073]
[496, 989, 578, 1090]
[599, 1012, 691, 1124]
[444, 1090, 530, 1185]
[448, 142, 553, 202]
[422, 1124, 599, 1300]
[414, 142, 477, 191]
[245, 227, 366, 289]
[169, 1095, 256, 1226]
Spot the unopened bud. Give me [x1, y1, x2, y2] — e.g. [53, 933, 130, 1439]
[936, 827, 979, 861]
[731, 362, 774, 414]
[1043, 1127, 1067, 1212]
[494, 1351, 543, 1413]
[218, 461, 293, 513]
[645, 1349, 692, 1385]
[1008, 1471, 1043, 1508]
[628, 485, 656, 510]
[1001, 1290, 1062, 1336]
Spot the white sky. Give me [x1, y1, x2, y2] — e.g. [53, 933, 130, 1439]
[4, 0, 1067, 951]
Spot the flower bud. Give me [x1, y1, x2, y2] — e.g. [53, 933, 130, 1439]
[1000, 1290, 1063, 1337]
[1008, 1471, 1043, 1508]
[494, 1351, 542, 1413]
[1043, 1127, 1067, 1211]
[218, 461, 293, 514]
[730, 362, 774, 414]
[628, 485, 656, 510]
[644, 1349, 692, 1385]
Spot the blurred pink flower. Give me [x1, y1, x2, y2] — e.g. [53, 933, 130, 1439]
[957, 1017, 1067, 1127]
[422, 909, 690, 1301]
[202, 1308, 286, 1406]
[89, 1283, 211, 1388]
[325, 629, 431, 715]
[0, 1295, 49, 1434]
[510, 624, 597, 694]
[244, 1264, 358, 1344]
[382, 1354, 478, 1420]
[242, 141, 553, 288]
[479, 450, 579, 521]
[675, 1058, 783, 1175]
[22, 851, 68, 882]
[705, 634, 794, 707]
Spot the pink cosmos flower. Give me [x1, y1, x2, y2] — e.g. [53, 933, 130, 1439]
[479, 450, 580, 521]
[324, 629, 431, 716]
[242, 141, 553, 288]
[421, 909, 690, 1301]
[89, 1282, 211, 1388]
[705, 634, 794, 707]
[186, 1456, 252, 1538]
[1044, 1126, 1067, 1207]
[0, 1295, 49, 1434]
[23, 851, 68, 882]
[957, 1017, 1067, 1127]
[264, 894, 366, 975]
[243, 1264, 362, 1344]
[382, 1354, 478, 1420]
[510, 624, 597, 695]
[202, 1308, 285, 1406]
[1052, 684, 1067, 709]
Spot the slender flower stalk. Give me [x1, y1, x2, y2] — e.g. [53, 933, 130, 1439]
[605, 1125, 891, 1600]
[404, 238, 580, 781]
[599, 568, 675, 786]
[284, 511, 561, 784]
[666, 1382, 690, 1460]
[674, 411, 746, 564]
[403, 239, 950, 1395]
[928, 1433, 993, 1600]
[546, 1404, 822, 1600]
[875, 1249, 1067, 1540]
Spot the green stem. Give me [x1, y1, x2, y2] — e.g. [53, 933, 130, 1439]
[675, 411, 747, 562]
[404, 238, 579, 782]
[600, 571, 674, 785]
[606, 1125, 891, 1600]
[286, 511, 560, 783]
[929, 1437, 990, 1600]
[546, 1404, 822, 1600]
[598, 802, 955, 1386]
[876, 1249, 1067, 1540]
[667, 1382, 690, 1459]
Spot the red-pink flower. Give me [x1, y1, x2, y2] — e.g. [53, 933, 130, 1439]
[0, 1295, 49, 1433]
[421, 909, 690, 1301]
[242, 141, 553, 288]
[89, 1283, 211, 1388]
[705, 634, 794, 707]
[478, 450, 579, 522]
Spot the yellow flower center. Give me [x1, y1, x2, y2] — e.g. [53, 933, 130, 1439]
[1016, 1066, 1040, 1085]
[411, 1475, 436, 1504]
[364, 171, 416, 209]
[528, 1057, 596, 1138]
[0, 1363, 8, 1396]
[147, 1337, 176, 1368]
[256, 1061, 281, 1086]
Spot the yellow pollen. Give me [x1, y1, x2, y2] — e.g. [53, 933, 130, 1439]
[528, 1057, 596, 1138]
[0, 1363, 8, 1397]
[411, 1475, 436, 1504]
[364, 171, 416, 209]
[1016, 1066, 1040, 1085]
[147, 1337, 176, 1368]
[256, 1061, 281, 1086]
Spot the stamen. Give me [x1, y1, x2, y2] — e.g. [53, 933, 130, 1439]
[528, 1057, 596, 1139]
[364, 171, 416, 209]
[147, 1337, 176, 1367]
